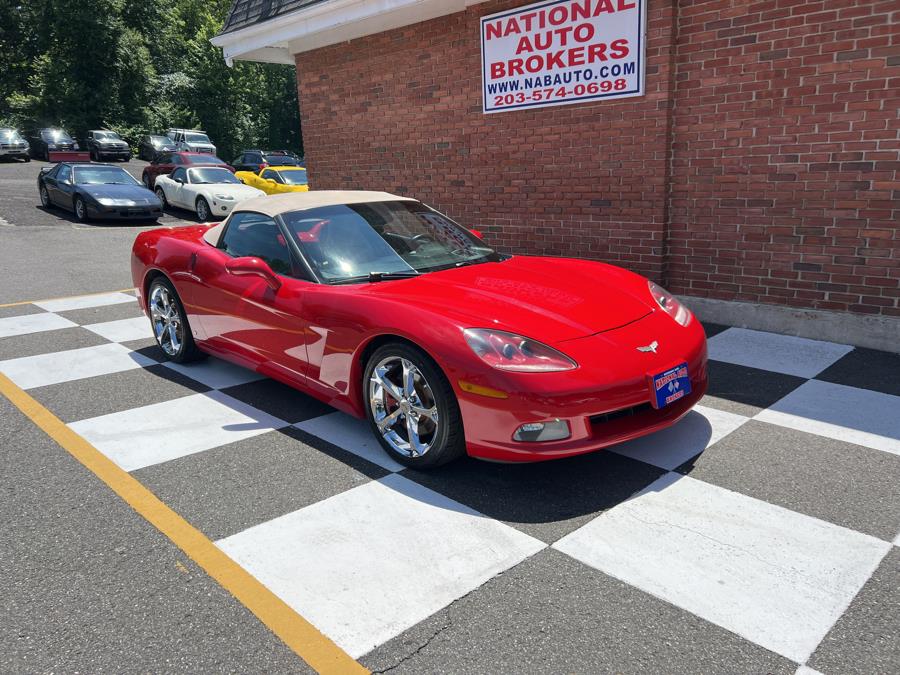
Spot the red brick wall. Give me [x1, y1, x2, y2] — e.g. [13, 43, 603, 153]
[296, 0, 679, 281]
[295, 0, 899, 316]
[667, 0, 899, 316]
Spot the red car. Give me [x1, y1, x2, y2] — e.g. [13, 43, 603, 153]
[141, 152, 234, 189]
[131, 191, 708, 468]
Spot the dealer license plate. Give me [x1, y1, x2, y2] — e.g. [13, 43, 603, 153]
[651, 362, 691, 409]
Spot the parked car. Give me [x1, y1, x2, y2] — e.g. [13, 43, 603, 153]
[235, 166, 308, 195]
[38, 162, 162, 223]
[141, 152, 234, 189]
[154, 166, 264, 221]
[230, 149, 302, 173]
[166, 128, 216, 155]
[138, 134, 178, 161]
[27, 128, 79, 160]
[0, 128, 30, 161]
[131, 190, 708, 469]
[84, 129, 131, 162]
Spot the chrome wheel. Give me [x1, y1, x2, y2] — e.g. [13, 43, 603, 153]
[39, 185, 49, 207]
[368, 356, 439, 458]
[74, 198, 86, 221]
[196, 198, 209, 221]
[149, 284, 183, 357]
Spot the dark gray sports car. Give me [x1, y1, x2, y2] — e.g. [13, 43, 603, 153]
[38, 163, 162, 223]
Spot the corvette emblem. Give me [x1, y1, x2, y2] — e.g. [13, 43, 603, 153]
[636, 341, 659, 354]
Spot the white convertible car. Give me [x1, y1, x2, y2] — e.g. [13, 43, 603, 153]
[154, 166, 265, 220]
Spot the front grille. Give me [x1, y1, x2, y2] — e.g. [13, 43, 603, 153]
[590, 402, 653, 425]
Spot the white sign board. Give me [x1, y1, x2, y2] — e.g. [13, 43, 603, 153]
[480, 0, 646, 114]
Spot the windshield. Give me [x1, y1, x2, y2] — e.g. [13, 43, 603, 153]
[279, 169, 307, 185]
[265, 156, 299, 167]
[42, 129, 74, 143]
[73, 165, 140, 185]
[151, 136, 172, 146]
[185, 154, 225, 165]
[1, 129, 24, 141]
[280, 200, 500, 283]
[94, 131, 122, 140]
[189, 167, 239, 184]
[185, 133, 211, 144]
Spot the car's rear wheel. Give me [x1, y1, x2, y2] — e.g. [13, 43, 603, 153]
[73, 196, 88, 222]
[364, 343, 465, 468]
[147, 278, 204, 363]
[196, 197, 210, 221]
[39, 185, 50, 208]
[155, 187, 168, 209]
[141, 173, 150, 187]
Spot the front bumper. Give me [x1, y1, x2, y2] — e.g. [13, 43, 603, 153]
[87, 203, 163, 220]
[455, 311, 709, 462]
[209, 198, 239, 218]
[0, 145, 29, 158]
[96, 147, 131, 158]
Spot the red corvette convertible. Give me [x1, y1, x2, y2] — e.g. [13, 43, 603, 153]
[131, 191, 708, 468]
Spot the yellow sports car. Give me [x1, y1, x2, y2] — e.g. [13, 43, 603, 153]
[234, 166, 309, 194]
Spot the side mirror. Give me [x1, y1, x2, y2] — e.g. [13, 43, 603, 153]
[173, 176, 184, 184]
[224, 256, 281, 291]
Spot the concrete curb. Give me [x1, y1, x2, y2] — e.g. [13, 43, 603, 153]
[680, 296, 900, 354]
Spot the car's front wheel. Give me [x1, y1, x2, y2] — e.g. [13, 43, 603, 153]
[155, 187, 168, 209]
[196, 197, 210, 221]
[73, 196, 89, 222]
[364, 343, 465, 468]
[147, 278, 204, 363]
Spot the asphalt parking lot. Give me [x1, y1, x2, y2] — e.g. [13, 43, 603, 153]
[1, 158, 898, 673]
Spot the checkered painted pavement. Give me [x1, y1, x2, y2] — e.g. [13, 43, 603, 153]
[1, 292, 898, 673]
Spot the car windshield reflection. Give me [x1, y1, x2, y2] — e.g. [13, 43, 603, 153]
[280, 200, 500, 283]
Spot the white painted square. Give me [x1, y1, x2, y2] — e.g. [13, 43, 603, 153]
[796, 667, 825, 675]
[35, 291, 135, 313]
[69, 390, 287, 471]
[707, 328, 852, 378]
[163, 356, 264, 389]
[755, 380, 900, 456]
[554, 473, 890, 663]
[217, 474, 545, 658]
[84, 316, 151, 343]
[610, 404, 749, 470]
[294, 412, 404, 472]
[0, 343, 154, 389]
[0, 312, 76, 338]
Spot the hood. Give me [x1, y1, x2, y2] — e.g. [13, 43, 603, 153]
[206, 184, 265, 199]
[369, 256, 655, 343]
[83, 183, 158, 203]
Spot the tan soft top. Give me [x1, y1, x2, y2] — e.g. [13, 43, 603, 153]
[202, 190, 415, 245]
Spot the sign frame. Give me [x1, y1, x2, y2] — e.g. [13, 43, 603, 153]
[479, 0, 648, 114]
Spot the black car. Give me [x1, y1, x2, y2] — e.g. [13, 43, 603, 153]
[0, 128, 30, 161]
[230, 149, 302, 173]
[85, 130, 131, 161]
[38, 162, 162, 223]
[27, 128, 78, 160]
[138, 134, 178, 161]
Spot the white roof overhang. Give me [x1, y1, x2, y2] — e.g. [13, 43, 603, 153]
[211, 0, 489, 66]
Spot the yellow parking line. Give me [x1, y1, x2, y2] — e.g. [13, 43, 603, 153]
[0, 287, 137, 309]
[0, 372, 367, 674]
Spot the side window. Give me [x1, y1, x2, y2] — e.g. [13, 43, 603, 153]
[261, 169, 282, 183]
[58, 165, 72, 183]
[171, 168, 187, 182]
[220, 212, 293, 276]
[45, 164, 61, 179]
[156, 153, 171, 165]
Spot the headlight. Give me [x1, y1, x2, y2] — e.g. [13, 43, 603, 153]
[73, 143, 80, 150]
[97, 197, 132, 206]
[463, 328, 577, 372]
[648, 281, 692, 326]
[214, 193, 234, 200]
[47, 144, 57, 149]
